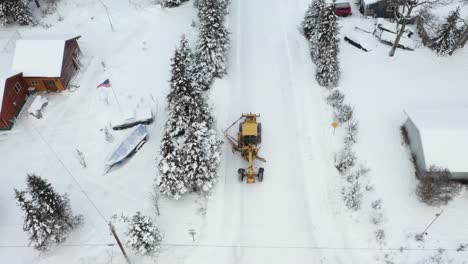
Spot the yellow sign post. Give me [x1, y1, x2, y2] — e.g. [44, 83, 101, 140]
[331, 122, 339, 135]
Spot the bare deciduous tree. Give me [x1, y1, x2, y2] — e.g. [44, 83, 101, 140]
[389, 0, 448, 56]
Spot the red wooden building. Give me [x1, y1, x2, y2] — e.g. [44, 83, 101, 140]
[0, 36, 81, 130]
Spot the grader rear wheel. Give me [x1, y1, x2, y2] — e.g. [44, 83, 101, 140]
[258, 168, 264, 182]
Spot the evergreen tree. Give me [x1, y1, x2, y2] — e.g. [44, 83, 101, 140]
[315, 4, 340, 88]
[14, 174, 83, 251]
[163, 0, 189, 8]
[158, 36, 221, 199]
[305, 0, 325, 62]
[302, 0, 324, 41]
[194, 0, 230, 83]
[0, 0, 33, 25]
[183, 121, 222, 192]
[125, 212, 162, 255]
[158, 131, 188, 198]
[431, 8, 462, 55]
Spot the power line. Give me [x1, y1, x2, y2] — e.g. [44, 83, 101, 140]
[24, 122, 108, 224]
[0, 243, 115, 248]
[0, 242, 464, 252]
[155, 243, 465, 252]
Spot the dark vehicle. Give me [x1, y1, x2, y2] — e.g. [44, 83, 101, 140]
[335, 2, 352, 17]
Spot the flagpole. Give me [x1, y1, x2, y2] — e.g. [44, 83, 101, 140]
[110, 86, 122, 114]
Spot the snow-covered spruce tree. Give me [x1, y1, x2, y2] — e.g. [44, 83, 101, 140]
[158, 131, 188, 198]
[0, 0, 33, 26]
[314, 4, 340, 88]
[14, 174, 83, 251]
[194, 0, 230, 83]
[431, 8, 462, 55]
[14, 190, 52, 251]
[163, 0, 189, 8]
[125, 212, 162, 255]
[183, 121, 222, 192]
[302, 0, 324, 42]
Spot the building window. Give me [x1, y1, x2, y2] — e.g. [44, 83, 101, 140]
[31, 81, 39, 85]
[14, 82, 22, 94]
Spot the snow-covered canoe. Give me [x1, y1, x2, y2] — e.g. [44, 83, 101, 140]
[105, 124, 148, 166]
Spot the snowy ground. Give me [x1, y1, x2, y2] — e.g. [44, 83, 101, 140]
[1, 0, 468, 263]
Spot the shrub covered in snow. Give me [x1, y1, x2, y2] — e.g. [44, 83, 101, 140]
[163, 0, 189, 8]
[14, 174, 83, 251]
[342, 176, 361, 210]
[334, 104, 353, 124]
[0, 0, 33, 25]
[416, 166, 463, 206]
[125, 212, 162, 255]
[334, 147, 356, 175]
[326, 89, 345, 108]
[431, 8, 462, 55]
[344, 119, 358, 147]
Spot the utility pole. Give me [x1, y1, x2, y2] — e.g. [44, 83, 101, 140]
[109, 222, 132, 264]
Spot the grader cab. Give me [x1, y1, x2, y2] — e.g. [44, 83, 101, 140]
[224, 114, 265, 183]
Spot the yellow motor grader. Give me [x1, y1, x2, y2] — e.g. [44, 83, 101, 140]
[224, 114, 266, 183]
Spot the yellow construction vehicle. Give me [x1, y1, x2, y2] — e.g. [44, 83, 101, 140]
[224, 113, 266, 183]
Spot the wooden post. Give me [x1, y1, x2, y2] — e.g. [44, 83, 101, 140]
[109, 222, 132, 264]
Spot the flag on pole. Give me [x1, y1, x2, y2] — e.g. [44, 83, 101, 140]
[97, 79, 112, 89]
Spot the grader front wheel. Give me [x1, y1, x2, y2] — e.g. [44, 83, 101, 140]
[238, 168, 245, 182]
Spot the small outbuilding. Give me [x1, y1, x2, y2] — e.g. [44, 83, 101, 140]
[0, 35, 81, 130]
[404, 108, 468, 180]
[12, 36, 81, 92]
[359, 0, 396, 18]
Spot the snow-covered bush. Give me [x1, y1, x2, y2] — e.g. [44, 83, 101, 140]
[14, 174, 83, 251]
[125, 212, 162, 255]
[342, 176, 361, 210]
[334, 104, 353, 124]
[334, 147, 356, 175]
[431, 8, 462, 55]
[344, 119, 358, 147]
[314, 4, 340, 88]
[163, 0, 189, 8]
[416, 166, 463, 206]
[375, 229, 385, 243]
[326, 89, 345, 108]
[0, 0, 33, 25]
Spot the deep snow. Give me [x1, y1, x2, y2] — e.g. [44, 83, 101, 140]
[0, 0, 467, 263]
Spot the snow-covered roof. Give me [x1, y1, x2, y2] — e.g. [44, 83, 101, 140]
[12, 39, 67, 77]
[406, 108, 468, 172]
[379, 31, 416, 50]
[361, 0, 385, 5]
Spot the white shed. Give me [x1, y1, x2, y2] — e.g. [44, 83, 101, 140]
[404, 108, 468, 180]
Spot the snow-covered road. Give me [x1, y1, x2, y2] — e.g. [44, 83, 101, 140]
[192, 0, 359, 263]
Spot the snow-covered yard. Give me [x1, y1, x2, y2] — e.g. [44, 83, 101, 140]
[0, 0, 468, 263]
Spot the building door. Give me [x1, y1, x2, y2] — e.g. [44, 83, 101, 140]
[44, 80, 57, 92]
